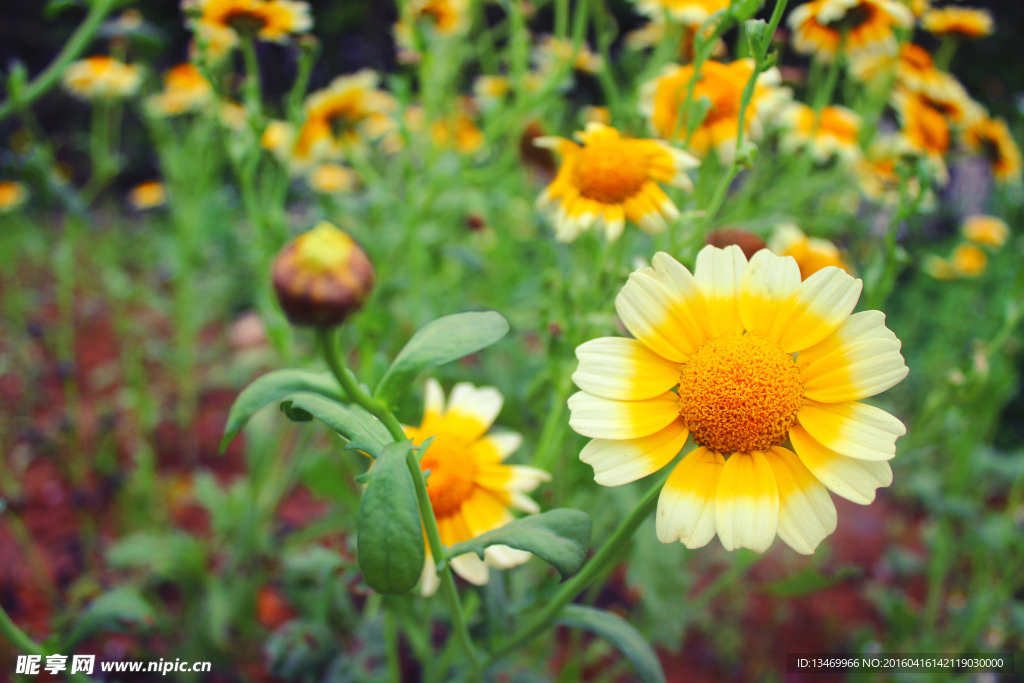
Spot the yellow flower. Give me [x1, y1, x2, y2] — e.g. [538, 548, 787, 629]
[568, 245, 908, 554]
[404, 380, 550, 595]
[62, 56, 142, 100]
[219, 100, 250, 130]
[189, 0, 312, 55]
[950, 243, 987, 276]
[394, 0, 469, 49]
[922, 254, 956, 279]
[921, 6, 993, 39]
[962, 116, 1023, 185]
[631, 0, 730, 25]
[780, 104, 862, 165]
[640, 59, 790, 161]
[850, 42, 940, 92]
[473, 75, 511, 111]
[581, 106, 612, 126]
[962, 215, 1009, 249]
[309, 164, 358, 194]
[907, 0, 930, 17]
[128, 181, 167, 210]
[855, 138, 930, 205]
[0, 181, 28, 213]
[535, 123, 699, 242]
[892, 87, 951, 184]
[146, 63, 213, 116]
[788, 0, 914, 62]
[770, 224, 854, 279]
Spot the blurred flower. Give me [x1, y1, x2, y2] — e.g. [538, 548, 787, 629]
[128, 181, 167, 210]
[146, 63, 213, 117]
[780, 104, 862, 165]
[625, 20, 727, 61]
[849, 42, 940, 91]
[404, 380, 549, 596]
[788, 0, 914, 62]
[219, 100, 250, 129]
[922, 253, 956, 279]
[0, 181, 28, 213]
[856, 139, 910, 203]
[533, 36, 604, 77]
[519, 120, 558, 179]
[921, 6, 993, 39]
[271, 221, 375, 327]
[962, 116, 1023, 185]
[186, 0, 312, 57]
[705, 227, 768, 259]
[950, 243, 986, 276]
[430, 98, 485, 154]
[535, 122, 699, 242]
[568, 246, 907, 554]
[62, 56, 142, 100]
[473, 75, 510, 111]
[770, 223, 853, 279]
[892, 87, 951, 184]
[309, 164, 358, 194]
[631, 0, 729, 25]
[906, 0, 929, 17]
[640, 59, 790, 161]
[961, 215, 1009, 248]
[581, 106, 611, 126]
[394, 0, 469, 50]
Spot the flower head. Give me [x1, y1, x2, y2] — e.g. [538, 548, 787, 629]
[962, 116, 1023, 185]
[962, 215, 1009, 249]
[128, 181, 167, 210]
[921, 6, 993, 39]
[473, 75, 511, 111]
[770, 224, 853, 279]
[640, 59, 790, 161]
[631, 0, 730, 25]
[395, 0, 469, 50]
[62, 56, 142, 100]
[780, 104, 862, 165]
[309, 164, 358, 194]
[0, 181, 28, 213]
[892, 87, 951, 184]
[568, 245, 908, 554]
[146, 63, 213, 117]
[405, 380, 550, 595]
[950, 243, 987, 276]
[187, 0, 312, 56]
[535, 123, 699, 242]
[788, 0, 914, 62]
[271, 221, 375, 327]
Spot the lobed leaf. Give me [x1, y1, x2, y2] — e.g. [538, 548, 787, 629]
[557, 605, 667, 683]
[220, 370, 346, 452]
[279, 391, 391, 457]
[373, 311, 509, 405]
[445, 509, 591, 581]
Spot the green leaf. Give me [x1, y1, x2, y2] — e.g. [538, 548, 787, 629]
[105, 531, 207, 583]
[557, 605, 666, 683]
[374, 311, 509, 405]
[220, 370, 345, 452]
[764, 565, 862, 597]
[64, 587, 156, 648]
[357, 441, 425, 594]
[280, 391, 391, 456]
[445, 509, 591, 581]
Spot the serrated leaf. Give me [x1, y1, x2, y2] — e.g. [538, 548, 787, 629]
[357, 441, 425, 594]
[764, 565, 862, 597]
[64, 587, 156, 648]
[557, 605, 666, 683]
[280, 391, 391, 456]
[374, 311, 509, 405]
[220, 370, 345, 452]
[445, 509, 591, 581]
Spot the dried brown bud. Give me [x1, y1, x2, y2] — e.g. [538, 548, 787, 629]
[466, 214, 486, 231]
[271, 221, 375, 328]
[706, 228, 768, 260]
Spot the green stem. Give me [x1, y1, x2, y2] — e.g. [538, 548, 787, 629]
[486, 468, 670, 665]
[0, 0, 119, 122]
[933, 36, 958, 71]
[0, 602, 42, 656]
[239, 36, 264, 118]
[384, 601, 402, 683]
[316, 327, 482, 679]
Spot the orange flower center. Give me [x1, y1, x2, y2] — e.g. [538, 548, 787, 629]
[223, 8, 269, 35]
[679, 333, 803, 454]
[420, 436, 477, 517]
[824, 2, 876, 31]
[573, 139, 649, 204]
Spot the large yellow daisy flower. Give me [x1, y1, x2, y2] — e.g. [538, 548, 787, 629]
[535, 123, 699, 242]
[962, 116, 1023, 185]
[189, 0, 312, 54]
[62, 56, 142, 100]
[632, 0, 730, 26]
[404, 380, 550, 595]
[921, 6, 993, 39]
[568, 245, 909, 554]
[788, 0, 914, 62]
[640, 60, 790, 161]
[779, 104, 863, 165]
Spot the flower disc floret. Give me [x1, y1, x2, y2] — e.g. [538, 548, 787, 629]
[420, 437, 478, 516]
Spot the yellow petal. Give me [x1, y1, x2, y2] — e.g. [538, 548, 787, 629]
[615, 270, 704, 362]
[656, 447, 725, 547]
[714, 451, 780, 553]
[572, 337, 681, 401]
[801, 338, 909, 403]
[581, 419, 690, 486]
[739, 249, 802, 339]
[789, 425, 893, 504]
[765, 446, 837, 555]
[693, 244, 748, 338]
[797, 400, 906, 461]
[567, 390, 681, 439]
[796, 310, 900, 370]
[769, 266, 863, 353]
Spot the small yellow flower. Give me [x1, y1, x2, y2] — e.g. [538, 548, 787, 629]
[568, 245, 908, 554]
[892, 87, 951, 184]
[780, 104, 862, 165]
[128, 181, 167, 210]
[770, 224, 854, 279]
[962, 116, 1023, 185]
[146, 63, 213, 117]
[856, 138, 930, 206]
[631, 0, 730, 25]
[309, 164, 358, 194]
[219, 100, 250, 130]
[950, 243, 987, 276]
[394, 0, 469, 49]
[188, 0, 312, 56]
[473, 75, 511, 110]
[0, 181, 28, 213]
[850, 42, 940, 92]
[535, 123, 699, 242]
[640, 59, 790, 161]
[921, 6, 993, 39]
[788, 0, 914, 62]
[404, 380, 550, 596]
[62, 56, 142, 100]
[962, 215, 1009, 249]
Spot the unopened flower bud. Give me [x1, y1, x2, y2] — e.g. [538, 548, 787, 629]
[706, 227, 767, 260]
[271, 221, 375, 328]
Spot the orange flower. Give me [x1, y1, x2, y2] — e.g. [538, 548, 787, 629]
[188, 0, 312, 57]
[394, 0, 468, 50]
[770, 224, 853, 279]
[950, 244, 986, 276]
[892, 87, 951, 184]
[128, 181, 167, 210]
[146, 63, 213, 116]
[780, 104, 862, 164]
[921, 6, 993, 39]
[962, 116, 1023, 185]
[788, 0, 914, 62]
[0, 181, 28, 212]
